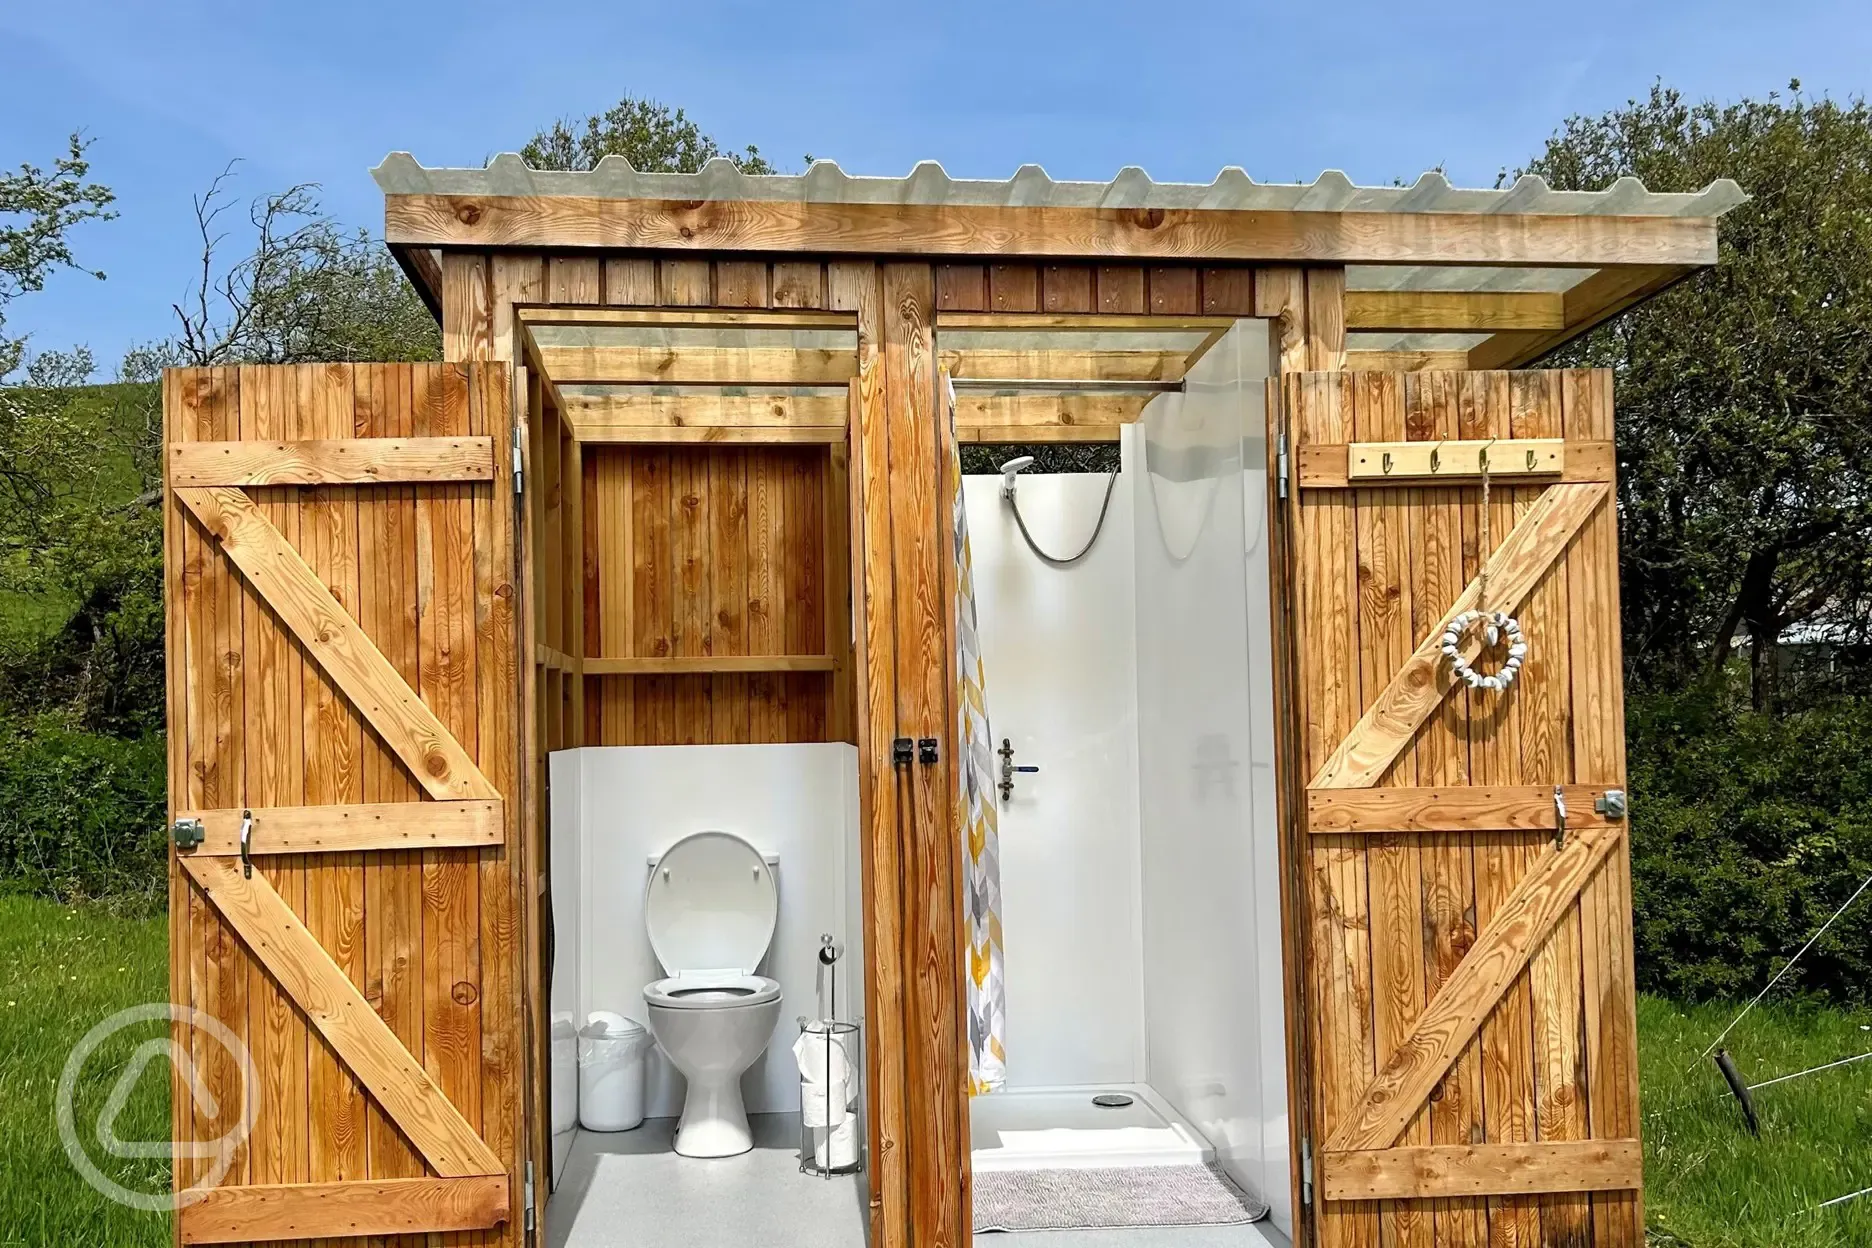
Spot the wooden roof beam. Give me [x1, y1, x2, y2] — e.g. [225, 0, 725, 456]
[535, 343, 859, 387]
[384, 195, 1719, 268]
[389, 243, 443, 320]
[1345, 349, 1472, 373]
[1466, 264, 1693, 370]
[1345, 289, 1565, 332]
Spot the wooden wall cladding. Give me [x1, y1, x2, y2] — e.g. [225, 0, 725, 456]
[580, 444, 834, 745]
[164, 363, 521, 1243]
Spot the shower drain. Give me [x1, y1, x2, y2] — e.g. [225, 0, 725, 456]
[1090, 1093, 1135, 1108]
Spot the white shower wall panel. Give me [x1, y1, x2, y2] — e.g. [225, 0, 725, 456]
[963, 470, 1145, 1089]
[1133, 322, 1291, 1236]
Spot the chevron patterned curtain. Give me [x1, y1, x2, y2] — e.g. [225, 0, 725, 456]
[946, 374, 1007, 1094]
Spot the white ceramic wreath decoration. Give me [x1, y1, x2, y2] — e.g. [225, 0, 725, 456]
[1441, 609, 1526, 692]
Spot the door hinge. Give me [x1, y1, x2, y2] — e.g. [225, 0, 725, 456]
[523, 1159, 536, 1233]
[1301, 1134, 1314, 1206]
[512, 425, 526, 497]
[1276, 433, 1290, 501]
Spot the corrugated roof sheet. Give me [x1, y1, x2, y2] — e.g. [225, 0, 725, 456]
[374, 155, 1746, 356]
[372, 153, 1746, 219]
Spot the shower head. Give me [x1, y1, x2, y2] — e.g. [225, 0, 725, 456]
[999, 455, 1035, 500]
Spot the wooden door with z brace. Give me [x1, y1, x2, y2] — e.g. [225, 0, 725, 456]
[163, 364, 523, 1245]
[1284, 369, 1643, 1248]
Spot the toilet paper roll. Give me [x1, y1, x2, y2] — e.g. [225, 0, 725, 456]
[814, 1117, 859, 1171]
[801, 1079, 851, 1128]
[792, 1028, 854, 1087]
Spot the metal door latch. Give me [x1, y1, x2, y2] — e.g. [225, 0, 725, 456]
[1552, 785, 1568, 850]
[1594, 788, 1628, 819]
[917, 738, 940, 765]
[239, 809, 255, 878]
[891, 737, 914, 767]
[171, 817, 205, 851]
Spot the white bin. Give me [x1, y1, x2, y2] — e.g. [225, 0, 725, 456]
[550, 1014, 578, 1136]
[578, 1012, 653, 1132]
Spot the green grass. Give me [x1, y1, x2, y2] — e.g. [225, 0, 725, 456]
[1639, 994, 1872, 1247]
[0, 891, 1868, 1247]
[0, 380, 154, 642]
[0, 894, 170, 1247]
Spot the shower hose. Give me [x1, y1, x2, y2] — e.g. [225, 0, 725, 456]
[1008, 471, 1121, 566]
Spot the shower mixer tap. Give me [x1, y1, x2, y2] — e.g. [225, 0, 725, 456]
[998, 737, 1039, 802]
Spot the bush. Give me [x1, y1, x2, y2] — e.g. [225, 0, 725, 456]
[1628, 685, 1872, 1005]
[0, 718, 166, 915]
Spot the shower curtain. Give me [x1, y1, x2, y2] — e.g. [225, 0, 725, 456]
[947, 374, 1007, 1094]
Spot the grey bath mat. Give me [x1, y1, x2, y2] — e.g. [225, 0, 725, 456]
[973, 1164, 1268, 1232]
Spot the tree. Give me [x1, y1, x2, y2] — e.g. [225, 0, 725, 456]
[521, 94, 776, 173]
[0, 134, 115, 380]
[1515, 83, 1872, 708]
[162, 166, 438, 368]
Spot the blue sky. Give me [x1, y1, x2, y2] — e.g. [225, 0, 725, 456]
[4, 0, 1868, 372]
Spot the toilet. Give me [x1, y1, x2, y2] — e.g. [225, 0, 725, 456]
[642, 830, 783, 1158]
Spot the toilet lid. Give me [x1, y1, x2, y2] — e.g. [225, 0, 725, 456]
[644, 831, 777, 975]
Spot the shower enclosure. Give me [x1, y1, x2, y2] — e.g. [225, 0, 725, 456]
[961, 321, 1292, 1237]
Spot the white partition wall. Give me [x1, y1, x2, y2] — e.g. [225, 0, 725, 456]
[1133, 322, 1291, 1234]
[550, 743, 863, 1119]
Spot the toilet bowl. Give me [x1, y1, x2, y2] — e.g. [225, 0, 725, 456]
[642, 831, 782, 1158]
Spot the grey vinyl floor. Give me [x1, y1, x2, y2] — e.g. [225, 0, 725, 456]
[548, 1114, 868, 1248]
[548, 1115, 1286, 1248]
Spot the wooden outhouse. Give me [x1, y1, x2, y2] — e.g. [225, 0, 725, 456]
[161, 154, 1740, 1247]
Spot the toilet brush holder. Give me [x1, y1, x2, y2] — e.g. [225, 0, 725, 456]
[797, 1018, 862, 1177]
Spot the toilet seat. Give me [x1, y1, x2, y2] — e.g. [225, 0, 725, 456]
[644, 830, 778, 975]
[644, 972, 781, 1010]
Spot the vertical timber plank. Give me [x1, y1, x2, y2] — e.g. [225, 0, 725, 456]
[1355, 371, 1430, 1248]
[602, 257, 659, 306]
[416, 364, 484, 1244]
[300, 365, 367, 1209]
[1295, 371, 1378, 1248]
[354, 364, 425, 1218]
[1096, 267, 1146, 314]
[473, 361, 523, 1244]
[1568, 367, 1642, 1248]
[709, 448, 751, 743]
[1512, 371, 1591, 1247]
[1405, 370, 1487, 1246]
[1466, 371, 1542, 1248]
[882, 261, 966, 1248]
[839, 259, 910, 1248]
[1304, 268, 1347, 371]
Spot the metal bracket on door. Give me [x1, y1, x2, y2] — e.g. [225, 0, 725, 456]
[891, 737, 914, 768]
[171, 817, 205, 852]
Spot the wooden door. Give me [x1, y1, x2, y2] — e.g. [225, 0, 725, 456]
[1283, 370, 1642, 1248]
[163, 364, 523, 1244]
